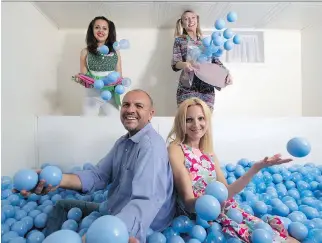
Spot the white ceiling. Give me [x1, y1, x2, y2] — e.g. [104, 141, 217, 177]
[33, 1, 322, 30]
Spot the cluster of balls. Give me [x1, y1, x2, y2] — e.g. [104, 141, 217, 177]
[2, 137, 321, 243]
[190, 11, 242, 64]
[94, 39, 131, 101]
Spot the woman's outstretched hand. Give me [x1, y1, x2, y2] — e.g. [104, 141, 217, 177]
[254, 154, 293, 171]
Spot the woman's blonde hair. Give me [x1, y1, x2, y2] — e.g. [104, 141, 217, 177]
[174, 10, 203, 38]
[167, 98, 214, 154]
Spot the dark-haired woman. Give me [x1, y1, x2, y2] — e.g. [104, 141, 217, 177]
[74, 16, 123, 116]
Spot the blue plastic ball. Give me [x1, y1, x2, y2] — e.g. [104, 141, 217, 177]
[13, 169, 38, 191]
[43, 230, 82, 243]
[119, 39, 130, 49]
[190, 225, 207, 242]
[39, 166, 62, 187]
[288, 222, 308, 241]
[213, 48, 224, 58]
[98, 45, 109, 55]
[227, 11, 238, 22]
[205, 181, 228, 203]
[113, 41, 121, 51]
[68, 208, 83, 222]
[2, 176, 12, 190]
[215, 19, 225, 30]
[115, 85, 125, 95]
[251, 229, 272, 243]
[121, 78, 131, 87]
[202, 36, 212, 47]
[227, 208, 243, 223]
[195, 195, 221, 221]
[224, 40, 234, 51]
[233, 35, 242, 44]
[101, 90, 112, 101]
[287, 137, 311, 158]
[62, 219, 78, 231]
[212, 36, 223, 47]
[94, 80, 104, 90]
[223, 28, 234, 39]
[27, 231, 45, 243]
[168, 235, 185, 243]
[147, 232, 166, 243]
[106, 71, 121, 84]
[86, 215, 129, 243]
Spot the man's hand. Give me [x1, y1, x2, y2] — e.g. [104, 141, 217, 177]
[129, 237, 139, 243]
[12, 169, 58, 197]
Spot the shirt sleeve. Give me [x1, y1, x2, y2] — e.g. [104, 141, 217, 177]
[73, 141, 119, 194]
[115, 140, 170, 242]
[171, 37, 183, 72]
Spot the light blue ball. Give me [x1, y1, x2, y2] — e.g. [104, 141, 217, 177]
[287, 137, 311, 158]
[13, 169, 38, 191]
[233, 34, 242, 44]
[227, 11, 238, 22]
[202, 36, 212, 47]
[205, 181, 228, 203]
[211, 31, 221, 41]
[167, 235, 185, 243]
[101, 91, 112, 101]
[190, 225, 207, 242]
[223, 28, 234, 39]
[113, 41, 121, 51]
[43, 230, 82, 243]
[121, 78, 131, 87]
[147, 232, 166, 243]
[227, 208, 243, 223]
[115, 85, 125, 95]
[212, 36, 223, 46]
[213, 48, 224, 58]
[39, 166, 62, 187]
[27, 231, 45, 243]
[195, 195, 221, 221]
[94, 80, 104, 90]
[97, 45, 109, 55]
[251, 229, 272, 243]
[224, 40, 234, 51]
[86, 215, 129, 243]
[62, 219, 78, 231]
[119, 39, 130, 49]
[215, 19, 225, 30]
[105, 71, 121, 84]
[288, 222, 308, 241]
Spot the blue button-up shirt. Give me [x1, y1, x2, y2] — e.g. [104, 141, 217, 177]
[74, 123, 176, 242]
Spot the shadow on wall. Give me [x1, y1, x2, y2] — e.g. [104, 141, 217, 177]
[138, 28, 179, 117]
[56, 33, 86, 116]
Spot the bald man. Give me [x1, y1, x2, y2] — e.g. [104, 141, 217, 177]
[25, 90, 176, 243]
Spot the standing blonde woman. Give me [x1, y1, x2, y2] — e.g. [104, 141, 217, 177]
[171, 10, 232, 111]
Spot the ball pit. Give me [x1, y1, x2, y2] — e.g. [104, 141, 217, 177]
[2, 158, 322, 242]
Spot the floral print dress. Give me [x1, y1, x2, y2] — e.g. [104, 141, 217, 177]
[178, 143, 289, 243]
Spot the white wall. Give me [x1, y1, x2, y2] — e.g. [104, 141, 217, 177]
[216, 30, 302, 118]
[56, 28, 302, 117]
[34, 116, 322, 175]
[301, 25, 322, 116]
[1, 3, 60, 176]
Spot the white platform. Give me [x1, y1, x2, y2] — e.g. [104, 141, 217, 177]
[34, 116, 322, 173]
